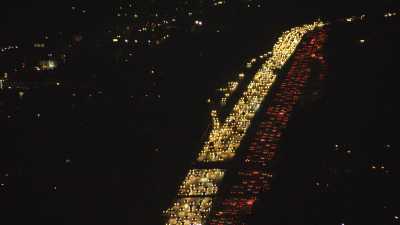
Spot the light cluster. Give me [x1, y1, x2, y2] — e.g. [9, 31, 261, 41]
[384, 11, 398, 18]
[344, 14, 366, 23]
[246, 57, 258, 68]
[197, 21, 324, 162]
[209, 197, 257, 225]
[178, 169, 225, 197]
[209, 28, 328, 224]
[219, 81, 239, 106]
[71, 4, 87, 15]
[212, 0, 226, 7]
[0, 45, 19, 54]
[36, 60, 58, 71]
[217, 56, 267, 107]
[0, 73, 8, 90]
[164, 197, 213, 225]
[211, 0, 265, 9]
[109, 1, 177, 60]
[165, 21, 324, 225]
[230, 171, 273, 195]
[33, 43, 46, 48]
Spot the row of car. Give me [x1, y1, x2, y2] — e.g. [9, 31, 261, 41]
[164, 22, 326, 225]
[208, 28, 328, 225]
[197, 22, 325, 163]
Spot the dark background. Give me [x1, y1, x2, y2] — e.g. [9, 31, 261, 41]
[1, 1, 399, 225]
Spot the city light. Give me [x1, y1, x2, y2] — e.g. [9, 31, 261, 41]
[1, 3, 397, 224]
[197, 21, 324, 162]
[164, 21, 325, 225]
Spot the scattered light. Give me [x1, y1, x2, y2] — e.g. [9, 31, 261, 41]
[18, 91, 24, 99]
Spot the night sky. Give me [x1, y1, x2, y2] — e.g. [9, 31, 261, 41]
[1, 1, 399, 225]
